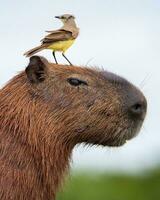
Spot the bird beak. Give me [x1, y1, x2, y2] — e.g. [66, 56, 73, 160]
[55, 16, 61, 19]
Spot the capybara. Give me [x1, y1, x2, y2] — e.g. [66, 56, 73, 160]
[0, 56, 147, 200]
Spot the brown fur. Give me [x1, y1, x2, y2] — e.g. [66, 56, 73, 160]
[0, 56, 147, 200]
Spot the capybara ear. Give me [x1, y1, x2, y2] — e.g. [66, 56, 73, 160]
[25, 56, 48, 84]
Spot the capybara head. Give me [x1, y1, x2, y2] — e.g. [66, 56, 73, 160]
[25, 56, 147, 147]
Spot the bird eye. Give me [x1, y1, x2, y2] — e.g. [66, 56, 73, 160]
[67, 78, 88, 86]
[61, 16, 65, 19]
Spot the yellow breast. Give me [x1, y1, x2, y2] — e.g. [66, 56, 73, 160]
[47, 39, 75, 52]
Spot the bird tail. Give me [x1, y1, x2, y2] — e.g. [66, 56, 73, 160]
[24, 45, 45, 57]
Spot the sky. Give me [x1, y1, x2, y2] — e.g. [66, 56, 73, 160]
[0, 0, 160, 173]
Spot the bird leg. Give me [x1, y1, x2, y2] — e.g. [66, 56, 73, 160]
[52, 51, 58, 64]
[62, 53, 72, 65]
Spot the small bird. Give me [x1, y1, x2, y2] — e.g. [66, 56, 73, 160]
[24, 14, 79, 65]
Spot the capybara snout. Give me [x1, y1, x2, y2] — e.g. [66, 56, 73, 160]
[100, 71, 147, 145]
[26, 56, 147, 147]
[105, 71, 147, 119]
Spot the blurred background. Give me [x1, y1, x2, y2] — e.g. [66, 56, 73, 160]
[0, 0, 160, 199]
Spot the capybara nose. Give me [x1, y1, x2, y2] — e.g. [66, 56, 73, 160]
[128, 95, 147, 120]
[100, 71, 147, 120]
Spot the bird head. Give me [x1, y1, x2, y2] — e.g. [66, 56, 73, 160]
[55, 14, 75, 24]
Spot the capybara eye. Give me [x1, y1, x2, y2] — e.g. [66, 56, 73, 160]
[67, 78, 88, 86]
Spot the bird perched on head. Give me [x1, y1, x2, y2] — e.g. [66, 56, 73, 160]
[24, 14, 79, 65]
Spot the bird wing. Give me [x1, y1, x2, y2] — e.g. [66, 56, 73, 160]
[41, 29, 73, 45]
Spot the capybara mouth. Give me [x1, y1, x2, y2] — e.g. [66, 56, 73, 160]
[101, 118, 145, 147]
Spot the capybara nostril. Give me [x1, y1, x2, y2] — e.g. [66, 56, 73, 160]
[128, 97, 147, 119]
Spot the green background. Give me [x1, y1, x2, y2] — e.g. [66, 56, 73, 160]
[58, 169, 160, 200]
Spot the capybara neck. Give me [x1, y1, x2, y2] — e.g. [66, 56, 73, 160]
[0, 73, 72, 200]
